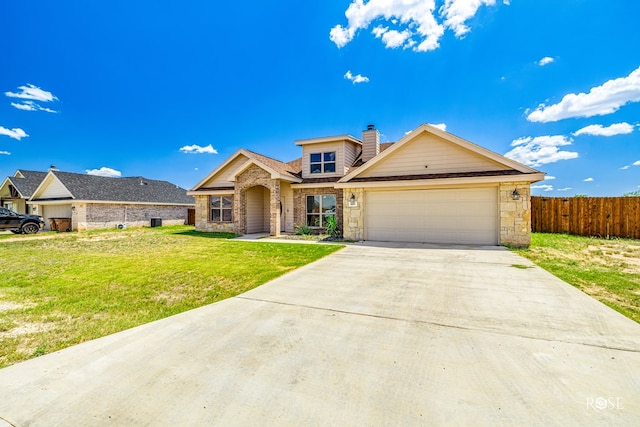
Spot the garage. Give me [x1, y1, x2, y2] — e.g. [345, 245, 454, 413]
[365, 187, 498, 245]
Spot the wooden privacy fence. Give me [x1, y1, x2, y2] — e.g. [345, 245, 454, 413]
[531, 196, 640, 239]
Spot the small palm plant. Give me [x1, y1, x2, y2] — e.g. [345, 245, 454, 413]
[325, 215, 340, 237]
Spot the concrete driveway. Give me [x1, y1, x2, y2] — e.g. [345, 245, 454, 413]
[1, 242, 639, 426]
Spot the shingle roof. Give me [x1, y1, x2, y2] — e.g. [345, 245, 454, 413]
[6, 170, 48, 198]
[35, 171, 194, 205]
[244, 150, 302, 180]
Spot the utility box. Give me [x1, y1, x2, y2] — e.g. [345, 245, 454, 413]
[150, 218, 162, 227]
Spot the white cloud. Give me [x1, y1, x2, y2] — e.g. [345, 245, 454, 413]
[620, 165, 630, 170]
[634, 160, 640, 166]
[10, 100, 58, 113]
[344, 70, 370, 84]
[532, 184, 554, 192]
[527, 66, 640, 122]
[504, 135, 579, 167]
[557, 187, 572, 191]
[583, 177, 594, 182]
[573, 122, 634, 137]
[10, 102, 36, 111]
[5, 84, 58, 102]
[544, 175, 556, 180]
[375, 27, 413, 48]
[428, 122, 447, 131]
[330, 0, 500, 52]
[180, 144, 218, 154]
[0, 150, 10, 155]
[0, 126, 28, 141]
[86, 167, 122, 178]
[6, 84, 59, 113]
[538, 56, 554, 66]
[440, 0, 497, 38]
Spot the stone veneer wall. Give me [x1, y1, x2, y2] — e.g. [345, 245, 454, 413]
[194, 196, 235, 233]
[293, 187, 343, 233]
[234, 165, 281, 236]
[78, 203, 189, 231]
[341, 188, 364, 241]
[499, 182, 532, 247]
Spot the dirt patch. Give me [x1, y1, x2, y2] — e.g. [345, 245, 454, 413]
[0, 322, 55, 339]
[0, 301, 35, 313]
[585, 242, 640, 274]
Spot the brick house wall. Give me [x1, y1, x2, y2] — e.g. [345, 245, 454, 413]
[77, 203, 189, 231]
[293, 187, 343, 232]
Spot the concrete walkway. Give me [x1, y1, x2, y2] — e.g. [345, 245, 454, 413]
[1, 243, 639, 426]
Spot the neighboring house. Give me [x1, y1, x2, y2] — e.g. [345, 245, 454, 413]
[189, 124, 545, 246]
[0, 170, 48, 214]
[12, 169, 195, 231]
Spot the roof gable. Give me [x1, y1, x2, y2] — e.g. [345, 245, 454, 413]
[190, 149, 301, 192]
[31, 173, 73, 200]
[0, 170, 48, 198]
[340, 124, 540, 182]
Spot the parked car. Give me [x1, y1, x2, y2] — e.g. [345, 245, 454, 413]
[0, 207, 45, 234]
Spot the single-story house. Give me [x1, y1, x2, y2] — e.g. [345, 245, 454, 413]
[189, 124, 545, 246]
[0, 170, 48, 214]
[3, 168, 195, 231]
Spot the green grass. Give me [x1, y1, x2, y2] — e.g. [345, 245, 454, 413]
[511, 233, 640, 324]
[0, 225, 342, 368]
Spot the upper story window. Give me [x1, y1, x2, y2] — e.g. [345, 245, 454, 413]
[310, 152, 336, 174]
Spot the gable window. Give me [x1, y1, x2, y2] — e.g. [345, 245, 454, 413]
[310, 152, 336, 174]
[306, 194, 336, 227]
[210, 196, 233, 222]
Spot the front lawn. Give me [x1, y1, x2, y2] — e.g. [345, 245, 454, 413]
[0, 226, 342, 368]
[511, 233, 640, 324]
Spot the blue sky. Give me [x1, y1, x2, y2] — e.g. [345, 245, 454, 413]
[1, 0, 639, 195]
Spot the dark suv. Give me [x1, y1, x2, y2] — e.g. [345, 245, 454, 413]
[0, 207, 45, 234]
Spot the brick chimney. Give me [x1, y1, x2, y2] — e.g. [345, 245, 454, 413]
[362, 124, 380, 162]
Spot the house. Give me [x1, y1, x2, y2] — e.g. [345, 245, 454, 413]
[189, 124, 545, 246]
[2, 168, 195, 231]
[0, 170, 48, 214]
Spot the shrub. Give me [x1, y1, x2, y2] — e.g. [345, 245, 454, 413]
[294, 223, 312, 235]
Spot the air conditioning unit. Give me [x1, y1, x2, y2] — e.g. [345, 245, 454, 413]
[116, 223, 127, 229]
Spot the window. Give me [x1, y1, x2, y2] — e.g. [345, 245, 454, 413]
[310, 152, 336, 174]
[210, 196, 233, 222]
[306, 194, 336, 227]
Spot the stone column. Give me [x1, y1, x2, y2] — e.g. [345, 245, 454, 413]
[234, 187, 246, 235]
[499, 182, 531, 247]
[270, 179, 281, 236]
[342, 187, 364, 241]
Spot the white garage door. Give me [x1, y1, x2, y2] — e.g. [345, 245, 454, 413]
[366, 187, 498, 245]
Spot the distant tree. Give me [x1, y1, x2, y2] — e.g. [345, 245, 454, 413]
[573, 194, 588, 198]
[623, 190, 640, 197]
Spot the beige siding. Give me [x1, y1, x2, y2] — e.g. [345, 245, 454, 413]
[343, 141, 359, 173]
[246, 186, 267, 233]
[39, 177, 72, 199]
[202, 155, 250, 188]
[301, 142, 345, 179]
[360, 133, 511, 178]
